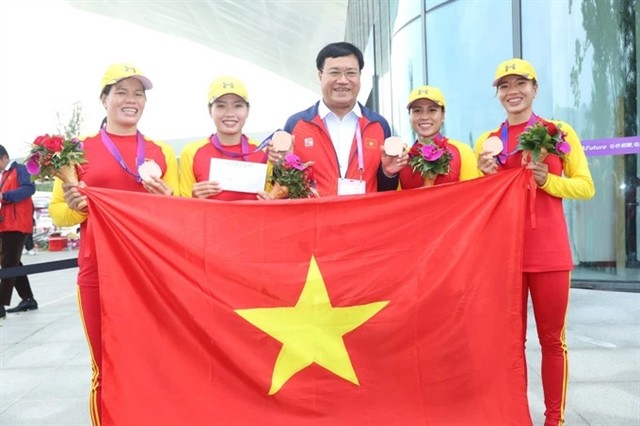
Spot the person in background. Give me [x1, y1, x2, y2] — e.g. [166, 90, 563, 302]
[179, 76, 268, 200]
[48, 63, 179, 425]
[271, 41, 407, 197]
[399, 85, 480, 188]
[475, 58, 595, 426]
[0, 145, 38, 318]
[23, 216, 36, 255]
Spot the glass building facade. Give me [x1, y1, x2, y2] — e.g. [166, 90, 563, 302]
[346, 0, 639, 289]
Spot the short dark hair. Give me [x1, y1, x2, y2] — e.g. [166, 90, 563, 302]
[101, 85, 112, 98]
[316, 42, 364, 71]
[0, 144, 8, 158]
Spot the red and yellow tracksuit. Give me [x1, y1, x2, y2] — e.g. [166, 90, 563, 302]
[399, 138, 480, 188]
[284, 102, 394, 196]
[49, 131, 179, 425]
[178, 136, 267, 200]
[475, 119, 595, 426]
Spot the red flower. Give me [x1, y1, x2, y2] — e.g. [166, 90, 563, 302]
[33, 134, 49, 146]
[542, 121, 558, 136]
[43, 135, 64, 152]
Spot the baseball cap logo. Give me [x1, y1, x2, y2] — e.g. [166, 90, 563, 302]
[417, 89, 429, 95]
[221, 82, 235, 89]
[123, 64, 138, 73]
[504, 63, 517, 72]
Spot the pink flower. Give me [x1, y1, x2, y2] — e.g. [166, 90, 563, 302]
[284, 153, 305, 171]
[26, 155, 41, 175]
[421, 144, 443, 161]
[556, 140, 571, 154]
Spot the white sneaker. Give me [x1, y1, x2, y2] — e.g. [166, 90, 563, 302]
[22, 248, 27, 255]
[27, 250, 36, 256]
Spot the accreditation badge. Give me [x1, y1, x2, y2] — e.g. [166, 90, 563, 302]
[337, 178, 365, 196]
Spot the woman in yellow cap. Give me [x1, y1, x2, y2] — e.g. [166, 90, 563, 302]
[399, 85, 479, 188]
[179, 76, 268, 201]
[475, 58, 595, 426]
[48, 63, 179, 425]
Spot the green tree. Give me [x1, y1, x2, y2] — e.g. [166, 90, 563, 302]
[56, 101, 84, 140]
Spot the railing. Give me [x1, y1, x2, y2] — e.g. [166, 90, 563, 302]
[0, 258, 78, 279]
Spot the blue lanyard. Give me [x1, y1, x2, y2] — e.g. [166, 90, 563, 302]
[100, 129, 145, 182]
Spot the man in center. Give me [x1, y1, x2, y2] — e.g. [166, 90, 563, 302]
[282, 42, 406, 196]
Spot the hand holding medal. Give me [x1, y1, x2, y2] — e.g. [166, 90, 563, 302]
[482, 136, 503, 157]
[139, 160, 172, 195]
[381, 136, 408, 177]
[268, 131, 294, 165]
[477, 136, 502, 175]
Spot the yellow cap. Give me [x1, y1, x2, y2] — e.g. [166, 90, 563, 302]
[492, 58, 537, 86]
[208, 76, 249, 104]
[406, 85, 446, 109]
[100, 63, 153, 93]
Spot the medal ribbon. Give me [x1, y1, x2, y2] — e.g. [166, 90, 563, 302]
[210, 131, 280, 163]
[100, 129, 145, 182]
[498, 113, 538, 164]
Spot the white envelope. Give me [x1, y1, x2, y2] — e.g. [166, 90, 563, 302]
[209, 158, 268, 193]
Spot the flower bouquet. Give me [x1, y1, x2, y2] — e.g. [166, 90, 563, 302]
[25, 134, 86, 183]
[517, 120, 570, 163]
[269, 153, 317, 199]
[407, 138, 453, 186]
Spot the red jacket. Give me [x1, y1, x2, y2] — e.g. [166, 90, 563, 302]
[284, 102, 394, 196]
[0, 162, 35, 233]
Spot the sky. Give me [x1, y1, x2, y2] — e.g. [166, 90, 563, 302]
[0, 0, 320, 158]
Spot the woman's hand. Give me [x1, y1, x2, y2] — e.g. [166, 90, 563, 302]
[477, 151, 498, 175]
[143, 176, 173, 196]
[267, 135, 295, 165]
[256, 190, 274, 201]
[380, 146, 409, 177]
[191, 180, 222, 198]
[62, 181, 89, 213]
[526, 160, 549, 186]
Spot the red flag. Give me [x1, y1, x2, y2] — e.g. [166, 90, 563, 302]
[86, 168, 532, 425]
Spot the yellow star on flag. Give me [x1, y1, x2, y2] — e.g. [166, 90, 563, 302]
[235, 256, 389, 395]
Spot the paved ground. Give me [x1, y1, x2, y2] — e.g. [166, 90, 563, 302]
[1, 250, 639, 425]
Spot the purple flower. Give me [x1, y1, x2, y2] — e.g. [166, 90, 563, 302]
[283, 153, 305, 170]
[421, 144, 443, 161]
[26, 155, 41, 175]
[71, 138, 84, 150]
[556, 140, 571, 155]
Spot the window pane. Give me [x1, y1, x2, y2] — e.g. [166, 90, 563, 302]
[523, 0, 640, 282]
[424, 0, 512, 148]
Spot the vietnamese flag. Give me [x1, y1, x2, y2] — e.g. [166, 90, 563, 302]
[85, 168, 532, 425]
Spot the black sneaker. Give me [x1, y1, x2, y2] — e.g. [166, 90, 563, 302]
[0, 305, 5, 318]
[6, 298, 38, 313]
